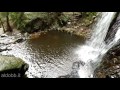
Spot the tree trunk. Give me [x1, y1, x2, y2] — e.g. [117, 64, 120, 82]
[6, 12, 13, 32]
[0, 18, 6, 33]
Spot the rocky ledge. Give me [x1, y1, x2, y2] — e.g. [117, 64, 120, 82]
[94, 42, 120, 78]
[0, 55, 29, 78]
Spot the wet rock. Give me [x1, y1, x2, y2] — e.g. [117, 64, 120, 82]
[0, 48, 11, 52]
[58, 75, 71, 78]
[58, 61, 81, 78]
[70, 71, 80, 78]
[0, 34, 8, 38]
[107, 43, 120, 57]
[24, 17, 49, 33]
[94, 43, 120, 78]
[0, 55, 29, 78]
[71, 61, 81, 78]
[94, 58, 120, 78]
[105, 13, 120, 44]
[72, 61, 80, 69]
[13, 38, 25, 44]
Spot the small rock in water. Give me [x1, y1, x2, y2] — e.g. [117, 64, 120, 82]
[13, 38, 25, 44]
[0, 48, 12, 52]
[72, 61, 85, 69]
[58, 61, 83, 78]
[58, 75, 71, 78]
[72, 62, 80, 69]
[0, 35, 7, 38]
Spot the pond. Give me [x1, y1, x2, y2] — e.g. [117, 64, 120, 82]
[1, 30, 85, 78]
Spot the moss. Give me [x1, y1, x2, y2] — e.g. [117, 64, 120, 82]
[80, 12, 97, 26]
[0, 55, 25, 71]
[0, 12, 98, 34]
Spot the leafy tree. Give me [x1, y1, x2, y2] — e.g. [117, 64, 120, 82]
[10, 12, 27, 30]
[0, 12, 13, 32]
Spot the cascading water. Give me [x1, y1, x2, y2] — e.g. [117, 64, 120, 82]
[1, 12, 120, 78]
[75, 12, 120, 78]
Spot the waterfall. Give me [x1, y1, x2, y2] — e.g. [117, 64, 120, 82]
[75, 12, 120, 78]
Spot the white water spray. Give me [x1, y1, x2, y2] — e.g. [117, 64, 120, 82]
[75, 12, 120, 78]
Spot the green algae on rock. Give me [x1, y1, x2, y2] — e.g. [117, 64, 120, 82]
[0, 55, 29, 77]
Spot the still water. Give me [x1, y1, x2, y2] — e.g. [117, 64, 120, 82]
[1, 30, 85, 78]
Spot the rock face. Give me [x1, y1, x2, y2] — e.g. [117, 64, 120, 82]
[23, 13, 52, 33]
[94, 43, 120, 78]
[0, 55, 29, 78]
[24, 18, 48, 33]
[105, 13, 120, 44]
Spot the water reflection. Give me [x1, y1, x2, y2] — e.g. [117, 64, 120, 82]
[1, 30, 85, 78]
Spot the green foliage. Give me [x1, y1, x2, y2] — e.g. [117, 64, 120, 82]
[10, 12, 27, 30]
[45, 12, 69, 27]
[80, 12, 97, 26]
[0, 12, 8, 28]
[0, 12, 12, 32]
[81, 12, 97, 16]
[0, 12, 28, 30]
[0, 12, 7, 19]
[57, 14, 69, 27]
[0, 12, 98, 33]
[24, 12, 70, 33]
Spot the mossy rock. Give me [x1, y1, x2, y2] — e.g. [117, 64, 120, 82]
[0, 55, 29, 78]
[24, 18, 49, 33]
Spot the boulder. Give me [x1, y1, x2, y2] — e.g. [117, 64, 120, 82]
[0, 55, 29, 78]
[24, 17, 49, 33]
